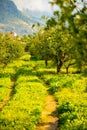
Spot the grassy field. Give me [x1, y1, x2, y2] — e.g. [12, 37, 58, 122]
[0, 55, 47, 130]
[35, 62, 87, 130]
[0, 55, 87, 130]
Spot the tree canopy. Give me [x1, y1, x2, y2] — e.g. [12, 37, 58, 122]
[0, 33, 25, 67]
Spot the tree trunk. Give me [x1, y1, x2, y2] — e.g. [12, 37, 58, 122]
[56, 60, 63, 73]
[66, 66, 69, 74]
[45, 59, 48, 66]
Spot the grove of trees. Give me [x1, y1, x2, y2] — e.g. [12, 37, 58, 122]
[0, 0, 87, 74]
[0, 1, 87, 130]
[26, 0, 87, 73]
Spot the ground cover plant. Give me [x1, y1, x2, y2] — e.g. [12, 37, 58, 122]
[0, 77, 12, 106]
[0, 54, 87, 130]
[0, 55, 47, 130]
[35, 63, 87, 130]
[0, 64, 16, 108]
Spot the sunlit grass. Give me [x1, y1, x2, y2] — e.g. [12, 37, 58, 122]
[34, 63, 87, 130]
[0, 77, 12, 105]
[0, 55, 47, 130]
[0, 55, 87, 130]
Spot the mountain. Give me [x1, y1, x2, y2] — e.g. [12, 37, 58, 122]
[23, 9, 52, 24]
[0, 0, 52, 35]
[0, 0, 40, 35]
[0, 0, 35, 35]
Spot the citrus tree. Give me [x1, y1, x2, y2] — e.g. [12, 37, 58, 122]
[0, 33, 24, 67]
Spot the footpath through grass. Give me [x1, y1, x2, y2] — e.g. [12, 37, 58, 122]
[35, 62, 87, 130]
[0, 55, 47, 130]
[0, 55, 87, 130]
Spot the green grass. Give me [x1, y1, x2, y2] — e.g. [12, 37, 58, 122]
[0, 55, 47, 130]
[0, 77, 12, 105]
[35, 65, 87, 130]
[0, 55, 87, 130]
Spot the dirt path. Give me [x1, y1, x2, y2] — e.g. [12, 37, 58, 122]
[36, 94, 59, 130]
[34, 68, 59, 130]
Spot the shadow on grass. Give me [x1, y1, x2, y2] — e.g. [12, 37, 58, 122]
[36, 70, 56, 77]
[82, 68, 87, 77]
[0, 72, 10, 78]
[0, 85, 3, 88]
[14, 67, 34, 81]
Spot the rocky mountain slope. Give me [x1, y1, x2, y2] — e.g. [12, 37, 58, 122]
[0, 0, 50, 35]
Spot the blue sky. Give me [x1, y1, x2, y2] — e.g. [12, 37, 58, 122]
[12, 0, 54, 12]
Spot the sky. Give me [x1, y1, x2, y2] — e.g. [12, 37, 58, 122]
[12, 0, 87, 13]
[12, 0, 54, 12]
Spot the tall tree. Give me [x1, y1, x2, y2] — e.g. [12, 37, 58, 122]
[49, 0, 87, 72]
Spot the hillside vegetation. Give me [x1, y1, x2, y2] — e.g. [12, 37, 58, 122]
[0, 0, 37, 35]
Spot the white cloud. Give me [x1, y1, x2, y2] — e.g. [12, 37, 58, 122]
[12, 0, 52, 12]
[28, 0, 45, 11]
